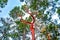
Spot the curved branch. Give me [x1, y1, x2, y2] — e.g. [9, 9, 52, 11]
[23, 5, 36, 23]
[20, 19, 31, 24]
[29, 13, 35, 23]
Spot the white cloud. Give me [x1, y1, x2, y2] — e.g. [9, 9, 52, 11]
[23, 13, 30, 20]
[57, 20, 60, 24]
[0, 33, 3, 37]
[8, 37, 12, 40]
[52, 13, 59, 20]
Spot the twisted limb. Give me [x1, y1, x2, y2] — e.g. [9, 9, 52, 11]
[17, 6, 36, 40]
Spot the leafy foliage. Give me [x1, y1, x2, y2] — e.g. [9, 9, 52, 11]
[9, 6, 24, 19]
[26, 16, 32, 22]
[0, 0, 8, 8]
[20, 0, 24, 2]
[8, 32, 19, 38]
[40, 22, 59, 40]
[57, 7, 60, 15]
[26, 0, 49, 10]
[0, 0, 60, 40]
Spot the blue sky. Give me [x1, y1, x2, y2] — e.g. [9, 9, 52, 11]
[0, 0, 21, 18]
[0, 0, 22, 26]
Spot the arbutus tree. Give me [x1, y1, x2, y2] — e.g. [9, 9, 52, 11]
[17, 5, 38, 40]
[9, 0, 59, 40]
[0, 0, 60, 40]
[19, 12, 36, 40]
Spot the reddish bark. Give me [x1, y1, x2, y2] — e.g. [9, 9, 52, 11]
[17, 7, 36, 40]
[27, 11, 35, 40]
[19, 13, 35, 40]
[30, 23, 35, 40]
[47, 33, 51, 40]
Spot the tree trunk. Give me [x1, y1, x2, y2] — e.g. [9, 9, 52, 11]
[31, 28, 35, 40]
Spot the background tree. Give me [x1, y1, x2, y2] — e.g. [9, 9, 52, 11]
[0, 0, 8, 8]
[0, 0, 60, 40]
[0, 18, 11, 40]
[9, 6, 31, 40]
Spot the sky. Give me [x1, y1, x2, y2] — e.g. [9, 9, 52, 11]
[0, 0, 30, 26]
[0, 0, 21, 18]
[0, 0, 22, 26]
[0, 0, 22, 40]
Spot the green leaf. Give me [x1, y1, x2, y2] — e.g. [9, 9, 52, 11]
[15, 21, 20, 25]
[9, 6, 24, 19]
[57, 7, 60, 15]
[3, 0, 8, 3]
[55, 0, 58, 2]
[26, 16, 32, 22]
[0, 0, 8, 8]
[8, 33, 18, 38]
[42, 14, 48, 21]
[36, 11, 43, 19]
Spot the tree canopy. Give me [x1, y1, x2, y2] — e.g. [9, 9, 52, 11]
[0, 0, 8, 8]
[0, 0, 60, 40]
